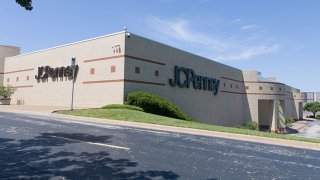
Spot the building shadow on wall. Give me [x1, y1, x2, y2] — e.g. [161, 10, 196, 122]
[0, 133, 179, 179]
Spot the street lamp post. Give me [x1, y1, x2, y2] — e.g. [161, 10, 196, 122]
[71, 57, 76, 110]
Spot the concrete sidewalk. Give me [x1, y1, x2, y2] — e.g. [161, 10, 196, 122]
[0, 105, 68, 114]
[0, 105, 319, 151]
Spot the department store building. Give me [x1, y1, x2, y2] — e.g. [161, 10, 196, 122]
[0, 31, 307, 132]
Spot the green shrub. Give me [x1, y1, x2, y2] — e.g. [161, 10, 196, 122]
[0, 86, 16, 98]
[101, 104, 143, 111]
[236, 121, 259, 130]
[285, 117, 294, 124]
[127, 91, 192, 121]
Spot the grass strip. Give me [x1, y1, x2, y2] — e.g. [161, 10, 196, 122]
[56, 109, 320, 144]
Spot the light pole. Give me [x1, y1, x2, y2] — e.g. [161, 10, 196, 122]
[71, 57, 76, 110]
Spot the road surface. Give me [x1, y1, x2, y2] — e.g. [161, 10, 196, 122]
[0, 111, 319, 179]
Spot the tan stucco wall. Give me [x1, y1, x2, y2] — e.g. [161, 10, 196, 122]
[0, 45, 20, 86]
[124, 34, 250, 126]
[243, 71, 305, 121]
[124, 34, 306, 126]
[3, 32, 126, 107]
[258, 100, 274, 126]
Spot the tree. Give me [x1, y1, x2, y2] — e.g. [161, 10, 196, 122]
[15, 0, 33, 11]
[304, 102, 320, 117]
[0, 86, 16, 99]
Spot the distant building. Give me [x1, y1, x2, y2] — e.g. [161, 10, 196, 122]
[304, 92, 320, 103]
[303, 92, 320, 117]
[0, 31, 309, 133]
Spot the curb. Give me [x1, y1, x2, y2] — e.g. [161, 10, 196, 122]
[1, 108, 320, 151]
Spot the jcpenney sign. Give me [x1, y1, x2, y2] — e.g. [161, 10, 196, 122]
[35, 65, 79, 80]
[169, 66, 220, 95]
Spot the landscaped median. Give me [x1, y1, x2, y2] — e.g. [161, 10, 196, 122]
[55, 108, 320, 144]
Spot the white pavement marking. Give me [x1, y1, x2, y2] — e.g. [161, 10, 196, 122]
[50, 135, 130, 151]
[87, 142, 130, 150]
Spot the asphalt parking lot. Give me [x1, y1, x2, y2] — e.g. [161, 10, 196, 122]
[1, 111, 320, 179]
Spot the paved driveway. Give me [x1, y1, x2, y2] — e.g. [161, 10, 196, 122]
[291, 118, 320, 139]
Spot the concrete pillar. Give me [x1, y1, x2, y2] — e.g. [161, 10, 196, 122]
[270, 100, 278, 133]
[299, 102, 303, 120]
[279, 100, 286, 129]
[314, 92, 317, 102]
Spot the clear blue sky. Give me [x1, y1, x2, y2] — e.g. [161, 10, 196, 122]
[1, 0, 319, 92]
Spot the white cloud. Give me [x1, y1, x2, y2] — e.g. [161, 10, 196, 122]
[146, 17, 279, 61]
[241, 24, 262, 30]
[227, 44, 279, 61]
[147, 17, 230, 52]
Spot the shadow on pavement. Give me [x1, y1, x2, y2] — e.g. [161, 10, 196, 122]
[284, 128, 299, 134]
[300, 119, 314, 122]
[0, 133, 179, 179]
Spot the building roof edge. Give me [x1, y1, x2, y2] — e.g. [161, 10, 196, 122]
[6, 31, 125, 59]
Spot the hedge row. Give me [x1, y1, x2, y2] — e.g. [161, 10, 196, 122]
[127, 91, 192, 121]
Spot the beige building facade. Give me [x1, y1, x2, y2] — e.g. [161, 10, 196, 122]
[0, 31, 307, 132]
[0, 45, 20, 86]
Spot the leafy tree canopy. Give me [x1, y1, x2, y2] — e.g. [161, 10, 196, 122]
[304, 102, 320, 117]
[16, 0, 33, 11]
